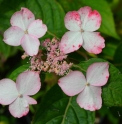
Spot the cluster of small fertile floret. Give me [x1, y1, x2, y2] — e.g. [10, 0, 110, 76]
[30, 38, 73, 76]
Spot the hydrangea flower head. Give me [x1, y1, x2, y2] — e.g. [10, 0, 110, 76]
[58, 62, 109, 111]
[3, 8, 47, 56]
[59, 6, 105, 54]
[0, 71, 41, 118]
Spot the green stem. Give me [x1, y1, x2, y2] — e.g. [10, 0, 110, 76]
[76, 50, 88, 60]
[87, 53, 97, 58]
[61, 97, 72, 124]
[47, 31, 60, 40]
[30, 105, 35, 113]
[72, 64, 86, 72]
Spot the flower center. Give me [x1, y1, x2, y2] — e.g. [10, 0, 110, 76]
[86, 82, 90, 86]
[81, 29, 84, 33]
[19, 94, 23, 98]
[24, 30, 28, 34]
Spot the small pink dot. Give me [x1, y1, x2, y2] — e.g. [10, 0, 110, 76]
[78, 44, 81, 48]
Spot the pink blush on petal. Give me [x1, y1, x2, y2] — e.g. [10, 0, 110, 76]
[78, 44, 81, 48]
[87, 104, 91, 109]
[82, 32, 105, 54]
[22, 109, 29, 116]
[88, 10, 99, 16]
[93, 105, 98, 111]
[87, 104, 97, 111]
[88, 10, 101, 20]
[82, 9, 101, 31]
[84, 103, 99, 111]
[91, 46, 102, 54]
[88, 10, 101, 27]
[69, 11, 81, 22]
[60, 31, 83, 54]
[21, 8, 34, 19]
[64, 11, 81, 31]
[96, 20, 101, 27]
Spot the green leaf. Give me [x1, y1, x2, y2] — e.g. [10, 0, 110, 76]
[32, 84, 95, 124]
[78, 58, 122, 107]
[99, 38, 119, 60]
[0, 35, 11, 58]
[9, 64, 30, 81]
[114, 42, 122, 72]
[0, 35, 19, 59]
[57, 0, 120, 39]
[98, 105, 120, 124]
[27, 0, 66, 39]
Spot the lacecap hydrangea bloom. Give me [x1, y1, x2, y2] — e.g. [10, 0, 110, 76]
[3, 7, 47, 56]
[0, 71, 41, 118]
[58, 62, 109, 111]
[59, 6, 105, 54]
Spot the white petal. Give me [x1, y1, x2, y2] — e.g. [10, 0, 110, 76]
[77, 86, 102, 111]
[58, 71, 86, 96]
[3, 26, 24, 46]
[86, 62, 109, 86]
[16, 71, 41, 96]
[28, 19, 47, 38]
[82, 32, 105, 54]
[78, 6, 101, 31]
[24, 96, 37, 104]
[10, 8, 35, 31]
[0, 79, 18, 105]
[21, 34, 40, 56]
[64, 11, 81, 31]
[9, 97, 29, 118]
[78, 6, 92, 28]
[59, 31, 83, 54]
